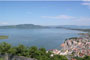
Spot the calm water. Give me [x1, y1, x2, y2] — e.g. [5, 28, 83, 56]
[0, 29, 84, 50]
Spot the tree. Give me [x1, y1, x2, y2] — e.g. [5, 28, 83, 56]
[15, 44, 27, 56]
[74, 56, 90, 60]
[74, 56, 83, 60]
[8, 47, 17, 55]
[0, 42, 11, 54]
[51, 55, 68, 60]
[0, 42, 12, 60]
[83, 56, 90, 60]
[39, 48, 46, 55]
[0, 42, 68, 60]
[29, 46, 38, 58]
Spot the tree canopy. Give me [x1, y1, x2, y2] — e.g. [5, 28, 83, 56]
[0, 42, 68, 60]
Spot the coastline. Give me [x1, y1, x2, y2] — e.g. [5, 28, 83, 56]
[0, 29, 90, 60]
[50, 32, 90, 60]
[0, 36, 8, 39]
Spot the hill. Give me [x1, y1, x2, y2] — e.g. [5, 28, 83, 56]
[0, 24, 50, 29]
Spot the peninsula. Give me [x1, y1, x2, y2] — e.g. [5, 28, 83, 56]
[0, 35, 8, 39]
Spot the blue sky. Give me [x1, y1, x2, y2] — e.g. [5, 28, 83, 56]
[0, 1, 90, 26]
[0, 0, 83, 1]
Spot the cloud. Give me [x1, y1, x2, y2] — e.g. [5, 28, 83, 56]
[81, 0, 90, 9]
[0, 22, 8, 25]
[83, 0, 90, 1]
[41, 14, 90, 26]
[82, 2, 90, 6]
[41, 15, 75, 20]
[70, 17, 90, 26]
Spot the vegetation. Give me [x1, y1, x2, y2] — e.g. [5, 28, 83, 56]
[74, 56, 90, 60]
[0, 24, 50, 29]
[0, 58, 4, 60]
[0, 36, 8, 39]
[0, 42, 68, 60]
[67, 28, 90, 32]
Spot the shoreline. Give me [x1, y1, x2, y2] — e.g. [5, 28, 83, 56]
[0, 35, 8, 39]
[50, 32, 90, 59]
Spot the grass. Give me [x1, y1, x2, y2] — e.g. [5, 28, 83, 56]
[0, 58, 4, 60]
[0, 35, 8, 39]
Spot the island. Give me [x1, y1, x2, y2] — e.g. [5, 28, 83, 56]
[0, 35, 8, 39]
[0, 24, 50, 29]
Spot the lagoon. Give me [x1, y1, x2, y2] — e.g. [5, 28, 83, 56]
[0, 28, 84, 50]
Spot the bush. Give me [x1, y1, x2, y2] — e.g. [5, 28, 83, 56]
[0, 42, 68, 60]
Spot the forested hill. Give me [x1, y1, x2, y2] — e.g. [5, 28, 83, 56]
[0, 24, 50, 29]
[0, 24, 90, 31]
[55, 25, 90, 32]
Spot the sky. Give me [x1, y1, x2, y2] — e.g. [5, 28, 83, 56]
[0, 1, 90, 26]
[0, 0, 84, 1]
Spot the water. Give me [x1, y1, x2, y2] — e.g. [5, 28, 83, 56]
[0, 28, 84, 50]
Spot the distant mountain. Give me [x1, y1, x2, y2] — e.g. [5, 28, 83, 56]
[0, 24, 50, 29]
[0, 24, 90, 30]
[55, 25, 90, 32]
[55, 25, 90, 29]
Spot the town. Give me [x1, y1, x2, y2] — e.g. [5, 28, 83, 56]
[49, 33, 90, 59]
